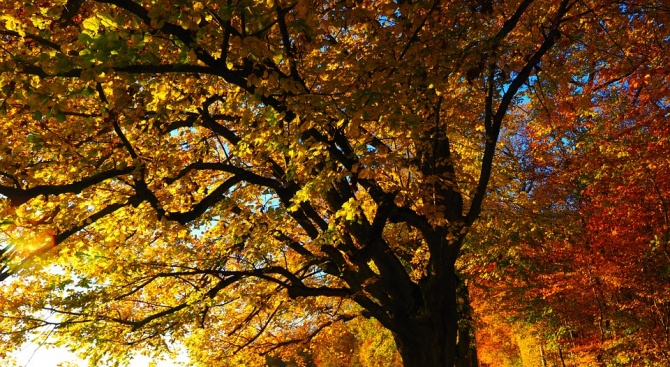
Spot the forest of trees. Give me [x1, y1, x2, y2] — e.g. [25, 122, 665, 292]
[0, 0, 668, 366]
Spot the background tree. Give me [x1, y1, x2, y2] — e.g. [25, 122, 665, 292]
[465, 3, 670, 364]
[0, 0, 665, 367]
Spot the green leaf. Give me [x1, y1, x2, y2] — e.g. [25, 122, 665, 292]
[97, 13, 118, 28]
[82, 17, 100, 33]
[81, 87, 95, 96]
[54, 111, 66, 122]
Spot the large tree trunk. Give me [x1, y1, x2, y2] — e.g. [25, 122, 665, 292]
[395, 329, 454, 367]
[392, 269, 478, 367]
[393, 313, 458, 367]
[457, 278, 479, 367]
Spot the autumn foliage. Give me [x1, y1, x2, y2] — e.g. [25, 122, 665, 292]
[0, 0, 669, 366]
[467, 4, 670, 365]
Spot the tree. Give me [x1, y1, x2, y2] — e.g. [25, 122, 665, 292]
[463, 3, 670, 364]
[0, 1, 664, 366]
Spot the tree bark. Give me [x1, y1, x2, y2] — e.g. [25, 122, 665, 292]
[457, 280, 479, 367]
[393, 312, 458, 366]
[392, 269, 478, 367]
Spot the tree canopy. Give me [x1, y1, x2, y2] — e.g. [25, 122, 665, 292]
[0, 0, 668, 366]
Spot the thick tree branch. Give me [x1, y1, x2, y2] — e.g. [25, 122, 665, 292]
[467, 0, 571, 225]
[19, 64, 215, 78]
[0, 167, 134, 207]
[0, 30, 61, 50]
